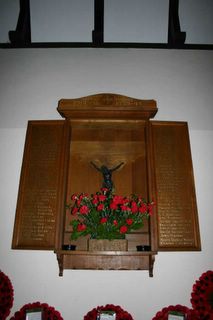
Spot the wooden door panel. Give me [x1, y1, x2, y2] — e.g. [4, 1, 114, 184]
[12, 120, 69, 250]
[151, 121, 201, 250]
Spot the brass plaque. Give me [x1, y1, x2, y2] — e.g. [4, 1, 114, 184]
[151, 121, 201, 250]
[12, 121, 67, 249]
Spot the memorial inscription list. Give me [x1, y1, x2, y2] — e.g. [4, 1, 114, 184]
[12, 121, 66, 249]
[151, 121, 200, 250]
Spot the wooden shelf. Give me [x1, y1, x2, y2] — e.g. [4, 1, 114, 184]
[55, 250, 157, 277]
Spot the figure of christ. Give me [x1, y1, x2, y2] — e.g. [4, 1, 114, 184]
[90, 161, 124, 192]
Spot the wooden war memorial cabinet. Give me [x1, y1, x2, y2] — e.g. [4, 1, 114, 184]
[12, 93, 201, 277]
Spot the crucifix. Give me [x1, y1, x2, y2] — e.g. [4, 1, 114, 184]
[90, 161, 124, 192]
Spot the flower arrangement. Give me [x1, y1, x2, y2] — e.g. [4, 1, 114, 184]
[84, 304, 133, 320]
[191, 270, 213, 320]
[68, 188, 154, 240]
[152, 304, 200, 320]
[10, 301, 63, 320]
[0, 270, 14, 320]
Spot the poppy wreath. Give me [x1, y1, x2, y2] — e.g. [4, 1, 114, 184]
[0, 270, 14, 320]
[84, 304, 133, 320]
[152, 304, 200, 320]
[191, 270, 213, 320]
[10, 301, 63, 320]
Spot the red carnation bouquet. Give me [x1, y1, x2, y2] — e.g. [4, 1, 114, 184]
[67, 188, 154, 240]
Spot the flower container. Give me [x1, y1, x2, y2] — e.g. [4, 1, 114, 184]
[88, 239, 128, 251]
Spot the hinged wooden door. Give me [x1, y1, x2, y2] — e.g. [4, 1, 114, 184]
[150, 121, 201, 251]
[12, 120, 70, 250]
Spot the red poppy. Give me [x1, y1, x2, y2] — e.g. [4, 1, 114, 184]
[112, 195, 124, 205]
[71, 194, 78, 201]
[126, 218, 133, 225]
[121, 205, 131, 212]
[92, 198, 99, 204]
[98, 194, 106, 202]
[139, 203, 147, 213]
[77, 199, 81, 206]
[120, 225, 128, 234]
[71, 207, 78, 215]
[77, 223, 87, 231]
[131, 201, 138, 213]
[79, 193, 89, 200]
[100, 217, 107, 224]
[110, 202, 118, 210]
[148, 203, 154, 215]
[97, 203, 104, 211]
[79, 205, 89, 214]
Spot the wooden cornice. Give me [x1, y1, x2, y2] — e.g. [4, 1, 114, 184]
[57, 93, 158, 121]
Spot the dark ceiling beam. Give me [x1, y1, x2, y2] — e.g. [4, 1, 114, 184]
[168, 0, 186, 47]
[8, 0, 31, 46]
[92, 0, 104, 46]
[1, 42, 213, 50]
[1, 0, 212, 50]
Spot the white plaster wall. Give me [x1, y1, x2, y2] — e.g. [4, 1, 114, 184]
[0, 48, 212, 320]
